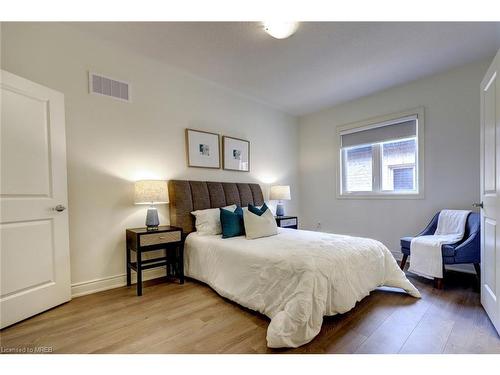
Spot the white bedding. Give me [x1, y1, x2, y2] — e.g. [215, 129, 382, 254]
[184, 228, 421, 348]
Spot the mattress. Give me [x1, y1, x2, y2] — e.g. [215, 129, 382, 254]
[184, 228, 420, 348]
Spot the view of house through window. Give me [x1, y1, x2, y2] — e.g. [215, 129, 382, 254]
[340, 114, 419, 196]
[344, 145, 373, 191]
[381, 138, 416, 191]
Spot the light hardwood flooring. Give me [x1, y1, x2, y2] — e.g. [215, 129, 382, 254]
[1, 269, 499, 354]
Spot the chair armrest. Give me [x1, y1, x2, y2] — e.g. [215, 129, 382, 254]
[417, 228, 434, 236]
[453, 232, 479, 252]
[449, 231, 480, 263]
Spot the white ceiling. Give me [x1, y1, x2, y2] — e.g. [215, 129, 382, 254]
[72, 22, 500, 116]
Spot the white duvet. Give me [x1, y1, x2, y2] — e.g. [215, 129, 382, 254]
[184, 228, 421, 348]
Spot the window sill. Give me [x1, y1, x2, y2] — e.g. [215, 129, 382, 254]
[337, 192, 424, 200]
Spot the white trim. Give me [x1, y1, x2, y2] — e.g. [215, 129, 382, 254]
[373, 143, 381, 192]
[336, 107, 425, 200]
[384, 163, 416, 192]
[483, 71, 496, 92]
[71, 267, 166, 298]
[392, 251, 403, 261]
[338, 191, 422, 200]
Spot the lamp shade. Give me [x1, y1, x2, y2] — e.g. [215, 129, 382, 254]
[270, 185, 291, 201]
[134, 180, 169, 204]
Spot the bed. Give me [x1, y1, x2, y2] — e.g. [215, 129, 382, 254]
[168, 180, 420, 348]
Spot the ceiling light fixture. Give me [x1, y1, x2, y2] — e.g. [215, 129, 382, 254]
[262, 21, 299, 39]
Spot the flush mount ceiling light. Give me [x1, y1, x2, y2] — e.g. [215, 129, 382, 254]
[262, 21, 299, 39]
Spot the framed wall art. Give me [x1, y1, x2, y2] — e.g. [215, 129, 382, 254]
[222, 136, 250, 172]
[185, 129, 221, 169]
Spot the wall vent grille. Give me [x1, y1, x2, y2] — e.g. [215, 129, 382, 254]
[89, 72, 130, 102]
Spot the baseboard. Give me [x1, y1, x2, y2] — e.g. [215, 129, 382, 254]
[391, 251, 403, 261]
[71, 267, 167, 298]
[72, 250, 476, 298]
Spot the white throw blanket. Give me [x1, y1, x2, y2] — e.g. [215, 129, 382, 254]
[185, 228, 420, 348]
[408, 210, 471, 279]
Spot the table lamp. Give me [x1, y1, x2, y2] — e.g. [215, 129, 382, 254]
[134, 180, 169, 231]
[270, 185, 291, 217]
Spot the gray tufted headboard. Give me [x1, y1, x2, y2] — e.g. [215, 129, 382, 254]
[168, 180, 264, 234]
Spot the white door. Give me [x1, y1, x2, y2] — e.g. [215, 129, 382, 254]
[480, 49, 500, 335]
[0, 70, 71, 329]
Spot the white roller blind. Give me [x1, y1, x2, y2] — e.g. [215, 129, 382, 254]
[340, 116, 417, 148]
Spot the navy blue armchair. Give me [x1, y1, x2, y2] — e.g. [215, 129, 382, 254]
[400, 211, 480, 288]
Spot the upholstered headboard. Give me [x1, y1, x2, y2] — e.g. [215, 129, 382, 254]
[168, 180, 264, 234]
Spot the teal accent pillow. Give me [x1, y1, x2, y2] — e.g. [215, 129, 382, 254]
[248, 203, 269, 216]
[220, 206, 244, 238]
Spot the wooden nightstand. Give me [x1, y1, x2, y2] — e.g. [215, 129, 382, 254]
[275, 216, 298, 229]
[126, 225, 184, 296]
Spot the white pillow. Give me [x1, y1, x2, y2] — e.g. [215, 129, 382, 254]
[242, 204, 263, 212]
[242, 202, 276, 216]
[191, 205, 237, 235]
[243, 208, 278, 239]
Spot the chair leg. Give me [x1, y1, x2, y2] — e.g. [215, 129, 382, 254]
[473, 263, 480, 277]
[434, 277, 444, 289]
[400, 254, 408, 270]
[473, 263, 481, 290]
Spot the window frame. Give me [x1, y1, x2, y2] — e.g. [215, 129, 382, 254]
[336, 107, 425, 200]
[385, 162, 416, 192]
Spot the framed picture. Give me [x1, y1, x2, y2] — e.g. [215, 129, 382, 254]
[223, 136, 250, 172]
[185, 129, 221, 169]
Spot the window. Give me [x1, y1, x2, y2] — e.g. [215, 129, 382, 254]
[344, 145, 373, 191]
[382, 139, 416, 191]
[338, 109, 423, 198]
[392, 166, 414, 190]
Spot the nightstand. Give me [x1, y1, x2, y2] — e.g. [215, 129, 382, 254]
[126, 225, 184, 296]
[275, 216, 298, 229]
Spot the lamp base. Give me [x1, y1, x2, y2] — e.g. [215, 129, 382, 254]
[276, 203, 285, 217]
[145, 206, 160, 231]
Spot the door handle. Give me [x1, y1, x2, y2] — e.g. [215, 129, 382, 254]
[54, 204, 66, 212]
[472, 202, 483, 208]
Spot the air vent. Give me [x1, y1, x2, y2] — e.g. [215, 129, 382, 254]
[89, 72, 130, 102]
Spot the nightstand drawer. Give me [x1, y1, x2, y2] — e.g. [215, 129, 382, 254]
[279, 218, 297, 227]
[140, 231, 181, 247]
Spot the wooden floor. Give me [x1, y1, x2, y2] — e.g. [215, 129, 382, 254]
[1, 269, 499, 354]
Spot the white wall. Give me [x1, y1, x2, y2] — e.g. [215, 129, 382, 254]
[298, 59, 490, 263]
[2, 22, 490, 294]
[1, 22, 299, 295]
